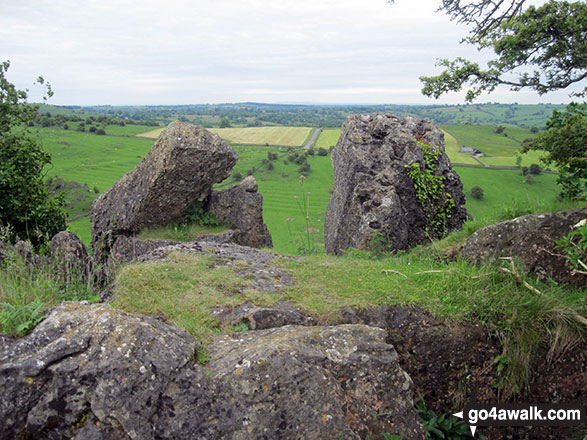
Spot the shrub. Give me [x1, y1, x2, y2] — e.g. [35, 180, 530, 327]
[470, 185, 484, 200]
[96, 128, 106, 135]
[233, 171, 243, 181]
[317, 147, 329, 156]
[529, 163, 541, 175]
[525, 174, 535, 184]
[298, 162, 311, 173]
[267, 162, 275, 170]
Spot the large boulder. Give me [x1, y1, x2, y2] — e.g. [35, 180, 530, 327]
[325, 114, 468, 255]
[91, 121, 238, 264]
[0, 303, 425, 440]
[0, 302, 198, 440]
[207, 176, 273, 248]
[458, 207, 587, 285]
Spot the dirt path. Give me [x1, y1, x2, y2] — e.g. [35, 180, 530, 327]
[302, 127, 321, 150]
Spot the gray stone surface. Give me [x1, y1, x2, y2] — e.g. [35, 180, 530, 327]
[211, 300, 317, 329]
[208, 176, 273, 248]
[138, 240, 298, 293]
[0, 302, 198, 440]
[325, 114, 468, 255]
[49, 231, 89, 280]
[0, 303, 425, 440]
[458, 207, 587, 285]
[91, 120, 238, 264]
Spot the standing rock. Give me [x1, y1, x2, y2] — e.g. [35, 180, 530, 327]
[325, 114, 468, 255]
[207, 176, 273, 248]
[91, 120, 238, 264]
[458, 207, 587, 285]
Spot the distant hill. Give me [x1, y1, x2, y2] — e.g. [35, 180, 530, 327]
[33, 102, 565, 129]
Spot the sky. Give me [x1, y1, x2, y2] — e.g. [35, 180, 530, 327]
[0, 0, 581, 105]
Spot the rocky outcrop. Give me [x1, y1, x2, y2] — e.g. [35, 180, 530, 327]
[208, 176, 273, 248]
[211, 300, 317, 329]
[325, 114, 468, 255]
[138, 240, 298, 293]
[49, 231, 89, 280]
[106, 235, 178, 274]
[0, 302, 198, 440]
[0, 302, 425, 440]
[91, 121, 238, 264]
[458, 207, 587, 285]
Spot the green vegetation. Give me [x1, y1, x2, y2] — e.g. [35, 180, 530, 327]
[315, 128, 341, 150]
[441, 124, 544, 167]
[522, 102, 587, 199]
[0, 61, 66, 250]
[416, 399, 470, 440]
[112, 245, 586, 396]
[406, 143, 455, 236]
[0, 251, 98, 336]
[419, 1, 587, 101]
[39, 127, 153, 193]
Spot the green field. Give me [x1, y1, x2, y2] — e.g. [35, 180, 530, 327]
[39, 124, 569, 255]
[315, 128, 341, 150]
[441, 124, 547, 167]
[138, 126, 312, 147]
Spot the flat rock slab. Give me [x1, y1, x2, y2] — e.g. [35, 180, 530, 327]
[139, 240, 299, 293]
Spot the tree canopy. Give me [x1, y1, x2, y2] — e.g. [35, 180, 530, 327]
[522, 102, 586, 199]
[387, 0, 587, 101]
[0, 61, 66, 249]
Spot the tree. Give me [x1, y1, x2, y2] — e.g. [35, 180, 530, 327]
[219, 117, 231, 128]
[0, 61, 66, 250]
[390, 0, 587, 102]
[522, 102, 586, 198]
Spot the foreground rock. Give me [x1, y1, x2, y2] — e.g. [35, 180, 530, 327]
[0, 303, 425, 440]
[325, 114, 468, 255]
[91, 121, 238, 264]
[458, 207, 587, 285]
[208, 176, 273, 248]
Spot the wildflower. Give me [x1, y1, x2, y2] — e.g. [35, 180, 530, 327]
[307, 192, 311, 195]
[293, 196, 298, 200]
[299, 175, 306, 180]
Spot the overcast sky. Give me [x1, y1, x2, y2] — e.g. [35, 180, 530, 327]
[0, 0, 580, 105]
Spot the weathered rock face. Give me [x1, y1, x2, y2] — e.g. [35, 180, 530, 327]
[0, 302, 198, 440]
[106, 235, 178, 275]
[458, 207, 587, 285]
[325, 114, 468, 255]
[208, 176, 273, 248]
[211, 300, 317, 329]
[0, 302, 425, 440]
[49, 231, 88, 279]
[91, 120, 238, 263]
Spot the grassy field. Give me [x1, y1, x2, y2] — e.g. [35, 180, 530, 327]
[440, 124, 546, 167]
[39, 124, 570, 255]
[138, 126, 313, 147]
[315, 128, 341, 150]
[39, 128, 153, 192]
[441, 129, 479, 165]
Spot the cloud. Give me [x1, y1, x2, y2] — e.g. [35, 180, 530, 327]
[0, 0, 577, 104]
